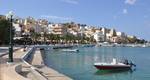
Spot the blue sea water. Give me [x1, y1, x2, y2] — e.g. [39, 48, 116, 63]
[44, 47, 150, 80]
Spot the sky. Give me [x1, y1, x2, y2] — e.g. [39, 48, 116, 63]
[0, 0, 150, 40]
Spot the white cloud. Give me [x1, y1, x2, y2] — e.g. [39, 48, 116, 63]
[125, 0, 136, 5]
[61, 0, 78, 4]
[41, 15, 73, 21]
[123, 9, 128, 14]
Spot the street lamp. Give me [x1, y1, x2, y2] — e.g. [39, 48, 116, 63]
[6, 11, 14, 63]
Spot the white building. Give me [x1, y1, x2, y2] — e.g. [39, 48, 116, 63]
[47, 24, 53, 34]
[13, 23, 21, 37]
[101, 27, 107, 41]
[94, 31, 105, 42]
[69, 30, 78, 36]
[117, 32, 126, 37]
[48, 23, 67, 36]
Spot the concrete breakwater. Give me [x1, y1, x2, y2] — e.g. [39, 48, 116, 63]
[0, 45, 72, 80]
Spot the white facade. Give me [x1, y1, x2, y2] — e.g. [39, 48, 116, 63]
[13, 23, 21, 32]
[13, 23, 21, 37]
[101, 27, 107, 41]
[69, 30, 78, 36]
[117, 32, 126, 37]
[47, 24, 53, 34]
[94, 31, 105, 42]
[48, 23, 67, 35]
[79, 26, 85, 37]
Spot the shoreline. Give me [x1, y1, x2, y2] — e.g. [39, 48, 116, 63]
[0, 45, 72, 80]
[1, 44, 149, 80]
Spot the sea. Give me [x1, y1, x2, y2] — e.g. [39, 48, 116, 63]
[44, 46, 150, 80]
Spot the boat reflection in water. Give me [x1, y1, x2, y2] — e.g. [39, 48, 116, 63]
[95, 68, 136, 75]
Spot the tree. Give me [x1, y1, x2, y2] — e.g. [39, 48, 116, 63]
[0, 19, 11, 45]
[127, 36, 137, 43]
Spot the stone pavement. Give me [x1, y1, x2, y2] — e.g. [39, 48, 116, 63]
[0, 47, 72, 80]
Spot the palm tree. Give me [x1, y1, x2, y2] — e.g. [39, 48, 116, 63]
[0, 19, 12, 45]
[30, 29, 41, 44]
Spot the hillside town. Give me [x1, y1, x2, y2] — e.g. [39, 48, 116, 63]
[0, 14, 147, 45]
[1, 1, 150, 80]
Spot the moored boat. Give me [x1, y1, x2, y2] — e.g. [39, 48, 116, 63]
[61, 49, 79, 52]
[94, 58, 135, 70]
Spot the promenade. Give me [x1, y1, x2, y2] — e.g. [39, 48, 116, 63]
[0, 47, 72, 80]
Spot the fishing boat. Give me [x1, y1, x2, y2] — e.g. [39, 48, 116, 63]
[61, 49, 79, 52]
[94, 58, 135, 70]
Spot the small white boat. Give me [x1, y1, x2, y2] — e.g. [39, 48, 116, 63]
[61, 49, 79, 52]
[94, 58, 135, 70]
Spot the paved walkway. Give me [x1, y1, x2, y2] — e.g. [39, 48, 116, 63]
[0, 48, 32, 80]
[31, 49, 72, 80]
[0, 47, 72, 80]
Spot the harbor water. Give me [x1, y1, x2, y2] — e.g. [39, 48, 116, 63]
[44, 47, 150, 80]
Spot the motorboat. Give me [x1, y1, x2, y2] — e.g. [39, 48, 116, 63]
[61, 49, 79, 52]
[94, 58, 135, 70]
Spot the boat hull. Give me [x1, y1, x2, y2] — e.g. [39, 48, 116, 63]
[94, 65, 131, 70]
[61, 49, 79, 52]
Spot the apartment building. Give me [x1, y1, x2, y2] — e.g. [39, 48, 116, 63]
[93, 30, 105, 42]
[48, 23, 67, 36]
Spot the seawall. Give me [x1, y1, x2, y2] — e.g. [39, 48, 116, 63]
[0, 45, 73, 80]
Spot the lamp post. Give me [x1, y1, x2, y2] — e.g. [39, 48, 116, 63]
[7, 11, 14, 62]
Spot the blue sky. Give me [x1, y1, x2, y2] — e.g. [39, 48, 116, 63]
[0, 0, 150, 40]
